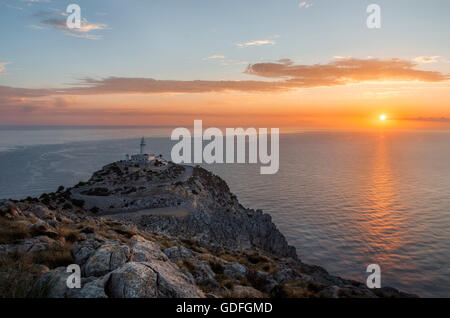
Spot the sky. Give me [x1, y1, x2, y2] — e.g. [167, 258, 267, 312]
[0, 0, 449, 130]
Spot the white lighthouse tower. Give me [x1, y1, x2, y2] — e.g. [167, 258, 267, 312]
[140, 137, 146, 155]
[127, 137, 160, 164]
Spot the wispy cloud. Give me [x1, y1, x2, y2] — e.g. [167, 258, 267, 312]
[0, 62, 10, 74]
[245, 58, 448, 85]
[236, 40, 275, 47]
[399, 116, 450, 122]
[0, 58, 448, 102]
[40, 17, 107, 39]
[299, 1, 313, 9]
[22, 0, 51, 3]
[334, 56, 352, 60]
[5, 3, 23, 10]
[413, 56, 441, 64]
[28, 24, 45, 29]
[32, 9, 108, 40]
[203, 55, 226, 60]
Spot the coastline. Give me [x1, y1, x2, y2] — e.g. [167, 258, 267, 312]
[0, 158, 417, 298]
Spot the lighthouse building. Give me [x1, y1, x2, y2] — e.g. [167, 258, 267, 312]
[126, 137, 156, 163]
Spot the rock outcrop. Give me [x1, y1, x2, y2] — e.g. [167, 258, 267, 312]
[71, 161, 296, 258]
[0, 159, 417, 298]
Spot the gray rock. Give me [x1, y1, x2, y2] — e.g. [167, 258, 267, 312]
[31, 205, 53, 220]
[1, 236, 58, 254]
[33, 267, 71, 298]
[184, 259, 217, 288]
[224, 263, 247, 278]
[129, 235, 168, 262]
[70, 277, 108, 298]
[70, 239, 101, 265]
[105, 259, 204, 298]
[83, 241, 130, 277]
[105, 262, 158, 298]
[144, 259, 204, 297]
[273, 268, 301, 284]
[163, 245, 194, 262]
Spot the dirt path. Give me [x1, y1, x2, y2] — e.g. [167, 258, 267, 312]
[106, 201, 194, 218]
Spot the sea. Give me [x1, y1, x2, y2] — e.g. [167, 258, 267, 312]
[0, 126, 449, 297]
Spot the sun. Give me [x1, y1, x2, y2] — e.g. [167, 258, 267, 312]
[379, 114, 387, 121]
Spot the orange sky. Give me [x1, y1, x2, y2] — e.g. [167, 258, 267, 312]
[5, 81, 448, 130]
[1, 58, 449, 130]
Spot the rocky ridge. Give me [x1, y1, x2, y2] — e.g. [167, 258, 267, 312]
[0, 159, 416, 298]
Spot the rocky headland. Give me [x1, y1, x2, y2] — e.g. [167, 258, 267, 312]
[0, 158, 416, 298]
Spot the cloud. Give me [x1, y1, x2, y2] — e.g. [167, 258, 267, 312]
[0, 58, 448, 101]
[0, 85, 53, 98]
[244, 58, 448, 86]
[399, 116, 450, 122]
[203, 55, 226, 60]
[5, 4, 23, 10]
[28, 24, 44, 29]
[0, 63, 10, 73]
[299, 1, 313, 9]
[33, 9, 108, 40]
[53, 96, 75, 108]
[68, 77, 284, 94]
[413, 56, 440, 64]
[236, 40, 275, 47]
[40, 17, 107, 39]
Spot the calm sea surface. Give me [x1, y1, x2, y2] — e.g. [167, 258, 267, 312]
[0, 126, 449, 297]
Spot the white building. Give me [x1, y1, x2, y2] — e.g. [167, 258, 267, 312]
[125, 137, 156, 163]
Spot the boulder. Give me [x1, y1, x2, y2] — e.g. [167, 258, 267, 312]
[70, 239, 101, 265]
[163, 245, 194, 262]
[33, 267, 71, 298]
[83, 242, 130, 277]
[69, 277, 108, 298]
[31, 206, 53, 220]
[273, 268, 301, 284]
[1, 236, 59, 254]
[224, 263, 247, 278]
[105, 259, 204, 298]
[145, 258, 204, 297]
[105, 262, 158, 298]
[129, 235, 168, 262]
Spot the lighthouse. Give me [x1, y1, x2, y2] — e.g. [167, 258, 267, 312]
[140, 137, 146, 155]
[127, 137, 161, 164]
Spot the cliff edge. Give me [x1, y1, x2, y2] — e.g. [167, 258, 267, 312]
[0, 159, 416, 298]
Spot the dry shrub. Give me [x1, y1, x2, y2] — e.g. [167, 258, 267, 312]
[182, 259, 198, 274]
[56, 226, 79, 243]
[270, 283, 314, 298]
[31, 243, 74, 269]
[197, 254, 225, 275]
[0, 217, 31, 244]
[0, 253, 52, 298]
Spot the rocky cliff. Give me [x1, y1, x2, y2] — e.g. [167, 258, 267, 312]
[0, 159, 415, 298]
